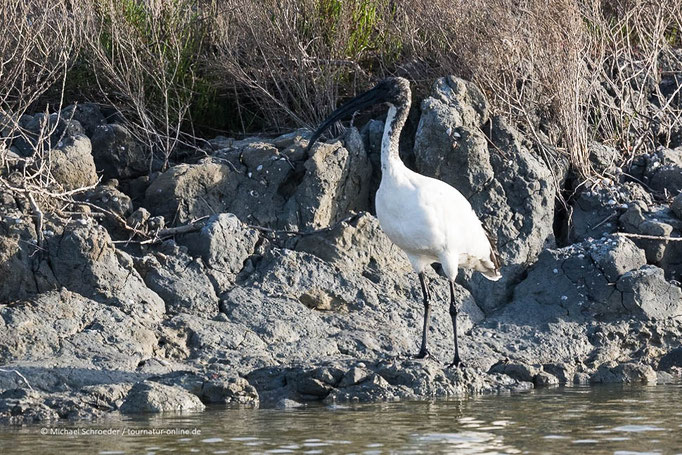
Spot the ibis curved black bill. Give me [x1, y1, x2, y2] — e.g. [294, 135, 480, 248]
[305, 84, 389, 154]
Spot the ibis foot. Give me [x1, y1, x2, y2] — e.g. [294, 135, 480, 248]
[414, 349, 431, 360]
[448, 357, 466, 369]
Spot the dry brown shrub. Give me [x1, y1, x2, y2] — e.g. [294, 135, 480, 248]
[77, 0, 210, 169]
[210, 0, 682, 178]
[0, 0, 78, 127]
[210, 0, 401, 131]
[403, 0, 682, 177]
[2, 0, 681, 183]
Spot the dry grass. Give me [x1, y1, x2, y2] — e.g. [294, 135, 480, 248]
[209, 0, 682, 179]
[77, 0, 211, 170]
[1, 0, 681, 183]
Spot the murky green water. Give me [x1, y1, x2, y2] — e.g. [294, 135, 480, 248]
[2, 384, 682, 454]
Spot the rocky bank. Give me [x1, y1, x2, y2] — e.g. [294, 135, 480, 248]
[1, 76, 681, 424]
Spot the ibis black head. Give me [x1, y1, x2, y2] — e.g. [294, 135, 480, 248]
[305, 77, 411, 153]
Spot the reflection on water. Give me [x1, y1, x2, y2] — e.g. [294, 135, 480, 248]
[2, 384, 682, 454]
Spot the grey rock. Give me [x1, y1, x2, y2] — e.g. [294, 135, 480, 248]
[644, 147, 682, 193]
[590, 236, 647, 282]
[0, 390, 59, 424]
[572, 182, 651, 242]
[573, 372, 591, 384]
[81, 383, 133, 410]
[284, 128, 371, 229]
[144, 161, 233, 225]
[225, 244, 484, 365]
[429, 76, 490, 128]
[618, 202, 682, 278]
[127, 207, 151, 229]
[415, 109, 493, 200]
[619, 202, 648, 232]
[533, 371, 559, 386]
[91, 123, 149, 180]
[0, 290, 156, 372]
[50, 135, 98, 191]
[590, 362, 657, 384]
[656, 370, 678, 383]
[294, 212, 413, 277]
[0, 215, 56, 303]
[47, 222, 165, 321]
[180, 213, 260, 294]
[513, 238, 682, 320]
[138, 242, 219, 317]
[489, 362, 539, 382]
[338, 366, 372, 387]
[60, 103, 107, 137]
[639, 220, 674, 262]
[12, 114, 86, 156]
[250, 361, 530, 407]
[512, 241, 619, 317]
[658, 347, 682, 371]
[325, 373, 394, 403]
[120, 381, 205, 413]
[542, 363, 576, 385]
[200, 376, 258, 404]
[616, 265, 682, 319]
[85, 181, 133, 219]
[145, 128, 370, 230]
[588, 142, 619, 175]
[161, 313, 268, 369]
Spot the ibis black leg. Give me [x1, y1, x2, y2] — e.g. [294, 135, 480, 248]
[449, 281, 464, 368]
[415, 272, 431, 359]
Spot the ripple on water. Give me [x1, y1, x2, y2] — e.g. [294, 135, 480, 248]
[416, 432, 493, 443]
[491, 420, 511, 426]
[612, 425, 666, 432]
[201, 437, 224, 443]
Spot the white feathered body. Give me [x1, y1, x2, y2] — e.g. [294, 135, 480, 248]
[376, 164, 499, 281]
[374, 105, 501, 284]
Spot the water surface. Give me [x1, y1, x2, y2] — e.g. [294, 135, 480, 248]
[2, 384, 681, 454]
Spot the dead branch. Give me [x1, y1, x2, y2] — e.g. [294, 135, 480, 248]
[615, 232, 682, 242]
[0, 368, 35, 392]
[111, 216, 210, 245]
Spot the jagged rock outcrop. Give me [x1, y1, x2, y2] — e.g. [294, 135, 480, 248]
[144, 128, 371, 230]
[47, 221, 165, 321]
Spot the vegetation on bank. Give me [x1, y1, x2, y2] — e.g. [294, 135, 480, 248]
[0, 0, 681, 181]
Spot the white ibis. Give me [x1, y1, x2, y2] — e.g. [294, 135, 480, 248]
[305, 77, 501, 367]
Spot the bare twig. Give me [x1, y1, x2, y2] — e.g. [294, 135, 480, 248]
[615, 232, 682, 242]
[0, 368, 35, 392]
[111, 216, 210, 245]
